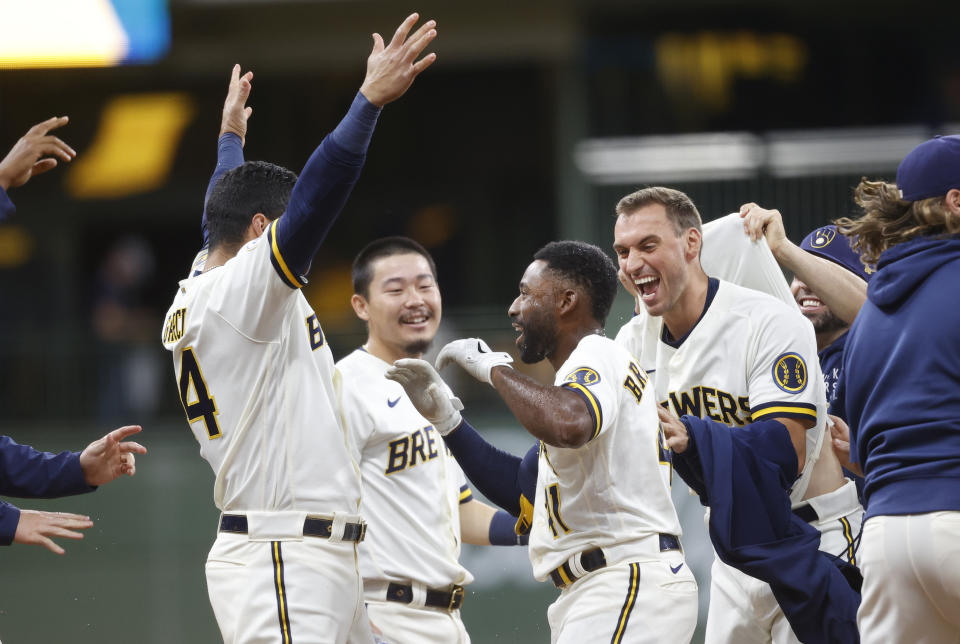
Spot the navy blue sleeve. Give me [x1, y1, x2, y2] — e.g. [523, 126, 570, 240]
[489, 509, 529, 546]
[0, 187, 14, 222]
[270, 92, 381, 281]
[0, 436, 95, 499]
[0, 499, 20, 545]
[200, 133, 246, 248]
[442, 418, 527, 516]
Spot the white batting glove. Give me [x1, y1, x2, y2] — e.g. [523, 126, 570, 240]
[385, 359, 464, 435]
[435, 338, 513, 386]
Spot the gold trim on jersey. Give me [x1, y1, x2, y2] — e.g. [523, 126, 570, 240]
[562, 382, 603, 440]
[515, 493, 534, 536]
[459, 486, 473, 504]
[750, 401, 817, 421]
[268, 220, 305, 289]
[839, 516, 856, 566]
[612, 562, 641, 643]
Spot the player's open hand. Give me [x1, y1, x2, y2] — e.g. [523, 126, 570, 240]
[828, 414, 862, 477]
[386, 359, 464, 435]
[740, 203, 789, 258]
[657, 405, 689, 453]
[79, 425, 147, 487]
[221, 64, 254, 146]
[14, 509, 93, 555]
[359, 13, 438, 107]
[0, 116, 76, 191]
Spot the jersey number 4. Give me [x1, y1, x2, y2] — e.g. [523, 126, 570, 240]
[178, 348, 222, 439]
[545, 483, 571, 538]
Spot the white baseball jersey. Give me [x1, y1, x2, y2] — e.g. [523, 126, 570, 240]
[338, 349, 474, 590]
[528, 334, 682, 581]
[619, 279, 826, 502]
[161, 222, 361, 514]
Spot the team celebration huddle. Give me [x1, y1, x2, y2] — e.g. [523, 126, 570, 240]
[3, 9, 958, 644]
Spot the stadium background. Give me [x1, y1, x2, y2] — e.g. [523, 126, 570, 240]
[1, 0, 958, 641]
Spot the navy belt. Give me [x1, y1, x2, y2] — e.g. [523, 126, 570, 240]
[550, 534, 681, 589]
[793, 504, 819, 523]
[219, 514, 366, 542]
[385, 582, 464, 611]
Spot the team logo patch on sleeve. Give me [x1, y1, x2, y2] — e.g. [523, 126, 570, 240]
[772, 353, 808, 393]
[810, 226, 836, 248]
[563, 367, 600, 386]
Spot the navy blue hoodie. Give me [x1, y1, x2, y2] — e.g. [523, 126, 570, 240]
[842, 235, 960, 518]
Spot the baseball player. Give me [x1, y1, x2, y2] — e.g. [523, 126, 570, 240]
[834, 135, 960, 643]
[613, 187, 858, 644]
[161, 15, 437, 643]
[387, 241, 698, 644]
[338, 236, 524, 643]
[0, 115, 76, 221]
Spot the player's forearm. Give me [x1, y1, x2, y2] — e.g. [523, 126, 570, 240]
[272, 92, 381, 276]
[0, 187, 14, 222]
[443, 419, 524, 515]
[200, 133, 245, 247]
[0, 437, 95, 499]
[776, 242, 867, 324]
[490, 367, 593, 448]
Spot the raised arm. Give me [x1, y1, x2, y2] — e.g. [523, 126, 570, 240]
[740, 204, 867, 324]
[271, 13, 437, 278]
[200, 64, 253, 247]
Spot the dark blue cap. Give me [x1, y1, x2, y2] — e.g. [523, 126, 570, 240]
[896, 135, 960, 201]
[800, 225, 872, 281]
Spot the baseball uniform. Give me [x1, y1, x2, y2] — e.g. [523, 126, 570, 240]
[530, 334, 697, 644]
[338, 348, 473, 644]
[842, 235, 960, 644]
[162, 93, 380, 644]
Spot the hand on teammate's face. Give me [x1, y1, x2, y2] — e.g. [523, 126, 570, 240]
[359, 13, 438, 107]
[0, 116, 75, 191]
[657, 405, 689, 453]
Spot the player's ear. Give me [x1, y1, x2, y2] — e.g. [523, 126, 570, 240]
[556, 288, 578, 317]
[351, 293, 370, 321]
[250, 213, 270, 237]
[684, 228, 702, 261]
[945, 188, 960, 216]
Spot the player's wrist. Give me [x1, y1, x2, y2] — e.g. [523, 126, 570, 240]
[433, 409, 463, 436]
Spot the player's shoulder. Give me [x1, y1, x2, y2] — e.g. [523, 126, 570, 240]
[716, 279, 801, 323]
[560, 334, 630, 379]
[336, 348, 384, 380]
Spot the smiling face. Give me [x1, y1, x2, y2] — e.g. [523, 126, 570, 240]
[508, 259, 559, 364]
[613, 203, 697, 320]
[790, 277, 848, 337]
[353, 252, 441, 361]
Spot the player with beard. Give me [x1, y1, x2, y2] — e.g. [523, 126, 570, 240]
[739, 206, 871, 417]
[386, 240, 698, 644]
[336, 236, 524, 644]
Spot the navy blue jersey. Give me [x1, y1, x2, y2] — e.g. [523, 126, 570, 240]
[0, 187, 14, 222]
[842, 235, 960, 518]
[818, 333, 847, 417]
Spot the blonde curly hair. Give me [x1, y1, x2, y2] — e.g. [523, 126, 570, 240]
[834, 179, 960, 265]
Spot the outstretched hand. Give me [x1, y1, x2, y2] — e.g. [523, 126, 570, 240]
[436, 338, 514, 386]
[0, 116, 76, 191]
[657, 405, 689, 453]
[14, 509, 93, 555]
[385, 359, 464, 435]
[221, 64, 254, 146]
[360, 13, 438, 107]
[79, 425, 147, 487]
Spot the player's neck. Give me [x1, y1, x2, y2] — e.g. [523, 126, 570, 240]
[816, 326, 848, 352]
[363, 337, 421, 366]
[548, 324, 604, 371]
[203, 246, 238, 273]
[662, 270, 709, 341]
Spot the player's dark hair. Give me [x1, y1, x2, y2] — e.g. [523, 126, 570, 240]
[206, 161, 298, 251]
[533, 240, 618, 325]
[352, 236, 438, 298]
[615, 186, 703, 235]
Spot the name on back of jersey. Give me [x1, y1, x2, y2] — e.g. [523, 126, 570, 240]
[163, 307, 186, 343]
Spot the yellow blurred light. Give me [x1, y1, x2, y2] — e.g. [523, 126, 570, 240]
[0, 225, 36, 268]
[67, 93, 196, 200]
[0, 0, 128, 69]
